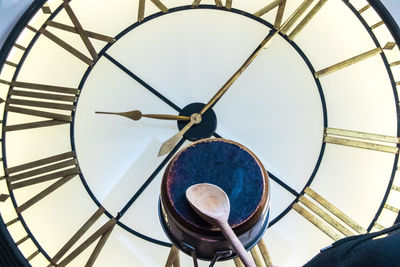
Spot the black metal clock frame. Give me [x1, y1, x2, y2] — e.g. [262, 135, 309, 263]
[0, 0, 399, 265]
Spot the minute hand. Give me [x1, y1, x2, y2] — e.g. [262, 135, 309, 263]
[199, 0, 310, 115]
[158, 1, 309, 157]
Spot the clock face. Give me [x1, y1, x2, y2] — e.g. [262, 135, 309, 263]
[0, 0, 399, 266]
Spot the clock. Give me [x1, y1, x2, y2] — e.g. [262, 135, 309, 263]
[0, 0, 399, 266]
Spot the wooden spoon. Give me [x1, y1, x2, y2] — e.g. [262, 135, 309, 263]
[186, 183, 256, 267]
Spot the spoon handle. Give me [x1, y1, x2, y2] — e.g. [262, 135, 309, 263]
[218, 220, 256, 267]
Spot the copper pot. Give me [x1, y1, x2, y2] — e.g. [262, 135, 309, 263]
[159, 138, 270, 261]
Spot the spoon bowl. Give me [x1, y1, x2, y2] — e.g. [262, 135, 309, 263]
[186, 183, 256, 267]
[186, 183, 230, 223]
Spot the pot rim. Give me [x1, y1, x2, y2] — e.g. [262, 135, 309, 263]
[161, 138, 270, 236]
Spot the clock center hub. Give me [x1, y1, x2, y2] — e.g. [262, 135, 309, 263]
[177, 103, 217, 141]
[190, 113, 202, 124]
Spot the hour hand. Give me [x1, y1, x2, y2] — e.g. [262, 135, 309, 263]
[95, 110, 190, 121]
[158, 113, 202, 156]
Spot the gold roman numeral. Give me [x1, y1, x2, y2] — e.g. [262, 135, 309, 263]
[390, 60, 400, 67]
[5, 151, 79, 213]
[192, 0, 232, 9]
[293, 187, 366, 240]
[287, 0, 327, 39]
[44, 21, 115, 44]
[255, 0, 329, 39]
[41, 4, 52, 14]
[255, 0, 315, 34]
[257, 239, 273, 267]
[138, 0, 168, 22]
[32, 0, 114, 65]
[49, 207, 116, 267]
[226, 0, 232, 9]
[234, 258, 244, 267]
[234, 238, 273, 267]
[59, 0, 96, 61]
[0, 194, 9, 202]
[315, 42, 396, 78]
[2, 80, 79, 131]
[250, 245, 265, 267]
[254, 0, 287, 29]
[279, 0, 314, 35]
[324, 127, 399, 154]
[165, 246, 180, 267]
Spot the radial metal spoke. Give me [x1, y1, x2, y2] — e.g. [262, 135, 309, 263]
[104, 53, 181, 112]
[267, 172, 300, 197]
[117, 138, 186, 218]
